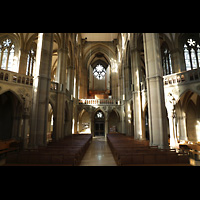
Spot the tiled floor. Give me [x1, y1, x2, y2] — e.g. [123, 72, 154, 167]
[79, 136, 117, 166]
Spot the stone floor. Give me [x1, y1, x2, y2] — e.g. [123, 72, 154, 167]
[79, 136, 117, 166]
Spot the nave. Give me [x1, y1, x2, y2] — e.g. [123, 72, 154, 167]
[1, 133, 200, 166]
[79, 136, 117, 166]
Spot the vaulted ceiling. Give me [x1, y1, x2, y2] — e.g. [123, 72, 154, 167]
[81, 33, 118, 42]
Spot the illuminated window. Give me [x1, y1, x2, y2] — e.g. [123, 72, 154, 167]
[93, 64, 106, 80]
[184, 38, 200, 71]
[161, 43, 172, 75]
[97, 111, 103, 118]
[95, 111, 104, 119]
[0, 39, 16, 72]
[26, 48, 36, 76]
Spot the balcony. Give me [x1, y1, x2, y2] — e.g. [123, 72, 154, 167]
[163, 68, 200, 86]
[0, 69, 33, 86]
[0, 69, 71, 99]
[79, 99, 121, 106]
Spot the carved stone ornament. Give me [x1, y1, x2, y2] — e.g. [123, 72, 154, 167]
[166, 93, 176, 111]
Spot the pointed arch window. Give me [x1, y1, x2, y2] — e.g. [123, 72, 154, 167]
[0, 38, 17, 72]
[161, 43, 172, 75]
[183, 38, 200, 71]
[26, 48, 36, 76]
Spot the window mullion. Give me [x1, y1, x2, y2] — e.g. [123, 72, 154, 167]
[0, 49, 3, 69]
[189, 49, 193, 70]
[6, 48, 10, 70]
[195, 49, 199, 69]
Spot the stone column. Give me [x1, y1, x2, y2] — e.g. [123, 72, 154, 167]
[55, 47, 68, 140]
[18, 49, 28, 75]
[143, 33, 168, 148]
[131, 48, 143, 140]
[104, 110, 109, 137]
[171, 48, 182, 73]
[90, 112, 94, 137]
[66, 65, 75, 97]
[121, 105, 126, 134]
[29, 33, 53, 148]
[22, 113, 30, 149]
[178, 113, 188, 141]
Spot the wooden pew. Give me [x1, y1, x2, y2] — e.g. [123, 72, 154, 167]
[119, 152, 190, 166]
[107, 133, 190, 166]
[0, 139, 20, 158]
[5, 134, 92, 166]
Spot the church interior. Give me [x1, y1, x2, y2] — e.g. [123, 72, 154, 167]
[0, 33, 200, 166]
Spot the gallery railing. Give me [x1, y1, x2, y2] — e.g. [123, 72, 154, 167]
[163, 68, 200, 86]
[79, 99, 120, 105]
[0, 69, 33, 86]
[0, 69, 59, 92]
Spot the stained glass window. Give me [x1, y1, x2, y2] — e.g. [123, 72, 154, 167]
[93, 64, 106, 80]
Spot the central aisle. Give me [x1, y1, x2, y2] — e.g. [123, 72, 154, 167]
[79, 136, 117, 166]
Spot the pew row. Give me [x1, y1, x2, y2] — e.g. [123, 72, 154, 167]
[5, 134, 92, 166]
[107, 133, 190, 166]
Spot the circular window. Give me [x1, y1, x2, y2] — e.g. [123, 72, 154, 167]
[93, 64, 106, 80]
[95, 111, 104, 119]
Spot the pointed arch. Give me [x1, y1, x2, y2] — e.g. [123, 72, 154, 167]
[0, 90, 23, 140]
[93, 107, 106, 119]
[186, 99, 198, 141]
[108, 109, 120, 133]
[0, 89, 24, 107]
[78, 108, 91, 134]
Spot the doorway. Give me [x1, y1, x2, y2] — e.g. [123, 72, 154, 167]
[94, 110, 105, 136]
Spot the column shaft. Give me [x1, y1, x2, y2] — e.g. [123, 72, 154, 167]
[143, 33, 168, 148]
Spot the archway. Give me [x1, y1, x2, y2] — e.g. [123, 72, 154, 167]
[108, 110, 120, 133]
[47, 102, 54, 143]
[186, 100, 198, 141]
[94, 110, 105, 136]
[175, 90, 200, 143]
[78, 109, 91, 134]
[0, 91, 23, 140]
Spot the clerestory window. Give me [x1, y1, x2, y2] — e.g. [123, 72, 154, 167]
[161, 43, 172, 75]
[184, 38, 200, 71]
[93, 64, 106, 80]
[0, 38, 17, 72]
[26, 48, 36, 76]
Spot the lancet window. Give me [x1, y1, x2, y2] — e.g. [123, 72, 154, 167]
[0, 38, 16, 72]
[183, 38, 200, 71]
[26, 48, 36, 76]
[161, 43, 172, 75]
